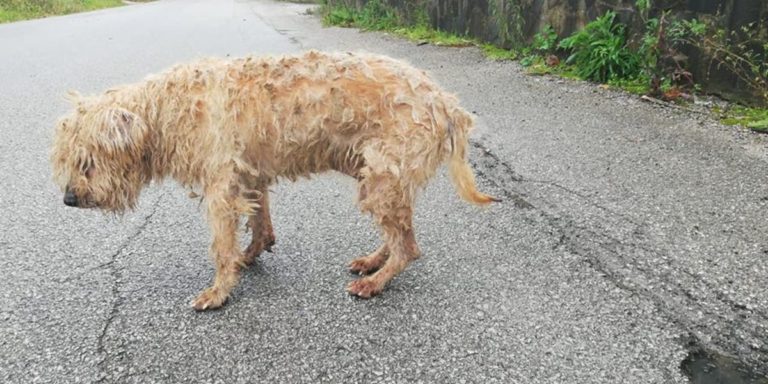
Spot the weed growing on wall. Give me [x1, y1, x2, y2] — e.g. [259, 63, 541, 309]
[678, 21, 768, 105]
[489, 0, 524, 49]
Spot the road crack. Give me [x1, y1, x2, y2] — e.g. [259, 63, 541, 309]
[95, 193, 164, 383]
[470, 141, 641, 226]
[469, 140, 768, 377]
[468, 141, 533, 209]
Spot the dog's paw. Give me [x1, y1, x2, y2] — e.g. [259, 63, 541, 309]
[191, 287, 229, 311]
[348, 258, 379, 275]
[243, 237, 276, 265]
[348, 252, 387, 275]
[242, 244, 260, 266]
[346, 278, 383, 299]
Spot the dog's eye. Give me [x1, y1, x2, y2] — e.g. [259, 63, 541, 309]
[79, 157, 95, 177]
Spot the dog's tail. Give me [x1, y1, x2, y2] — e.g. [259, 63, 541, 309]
[447, 110, 500, 206]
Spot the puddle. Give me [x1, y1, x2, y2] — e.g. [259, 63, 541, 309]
[681, 339, 768, 384]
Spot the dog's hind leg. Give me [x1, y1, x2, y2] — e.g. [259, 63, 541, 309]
[192, 174, 247, 311]
[347, 172, 421, 298]
[243, 186, 275, 265]
[338, 157, 390, 275]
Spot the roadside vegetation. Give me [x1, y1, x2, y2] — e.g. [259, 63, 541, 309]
[322, 0, 472, 47]
[320, 0, 768, 133]
[0, 0, 124, 23]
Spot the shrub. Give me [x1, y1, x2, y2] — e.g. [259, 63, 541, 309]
[355, 0, 399, 30]
[558, 11, 641, 83]
[324, 6, 355, 26]
[532, 25, 558, 53]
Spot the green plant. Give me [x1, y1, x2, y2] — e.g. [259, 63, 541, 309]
[355, 0, 398, 30]
[323, 6, 355, 26]
[634, 0, 701, 98]
[482, 44, 518, 60]
[679, 21, 768, 104]
[607, 77, 652, 95]
[489, 0, 524, 50]
[322, 1, 473, 47]
[532, 25, 558, 53]
[558, 11, 640, 83]
[636, 1, 661, 81]
[519, 54, 535, 67]
[517, 25, 559, 69]
[523, 56, 560, 75]
[719, 106, 768, 133]
[395, 24, 473, 46]
[322, 0, 398, 30]
[668, 18, 706, 40]
[0, 0, 123, 23]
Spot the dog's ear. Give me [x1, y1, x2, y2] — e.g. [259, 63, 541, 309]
[65, 90, 88, 114]
[102, 108, 148, 152]
[64, 90, 82, 103]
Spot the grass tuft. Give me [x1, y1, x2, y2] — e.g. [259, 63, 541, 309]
[0, 0, 124, 23]
[481, 44, 517, 60]
[322, 0, 473, 47]
[718, 106, 768, 133]
[393, 24, 474, 46]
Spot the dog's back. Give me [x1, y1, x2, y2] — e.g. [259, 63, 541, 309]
[162, 52, 471, 187]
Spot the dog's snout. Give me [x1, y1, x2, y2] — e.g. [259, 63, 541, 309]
[63, 187, 79, 207]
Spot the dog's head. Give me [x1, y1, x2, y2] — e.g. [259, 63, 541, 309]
[51, 94, 150, 213]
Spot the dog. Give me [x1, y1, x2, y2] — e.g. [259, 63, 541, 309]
[51, 51, 498, 310]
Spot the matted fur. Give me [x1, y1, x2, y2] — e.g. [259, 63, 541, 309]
[51, 51, 497, 310]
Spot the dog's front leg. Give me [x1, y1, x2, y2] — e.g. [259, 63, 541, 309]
[191, 178, 245, 311]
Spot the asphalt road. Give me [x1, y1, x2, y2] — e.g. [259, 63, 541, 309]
[1, 1, 766, 383]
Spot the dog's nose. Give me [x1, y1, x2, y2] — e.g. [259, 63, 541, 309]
[63, 187, 79, 207]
